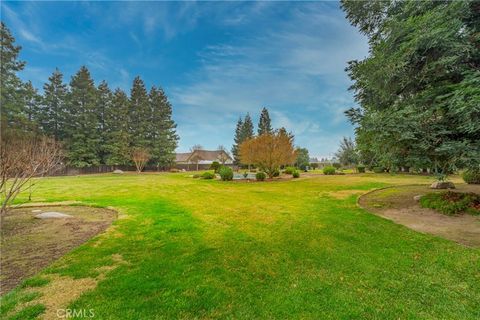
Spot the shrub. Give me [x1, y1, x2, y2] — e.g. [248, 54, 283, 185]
[272, 169, 280, 177]
[243, 171, 249, 178]
[420, 192, 480, 215]
[332, 163, 341, 169]
[284, 166, 296, 174]
[463, 169, 480, 184]
[323, 166, 336, 175]
[357, 165, 366, 173]
[292, 170, 300, 178]
[201, 171, 215, 179]
[219, 166, 233, 181]
[310, 163, 318, 169]
[256, 172, 266, 181]
[192, 174, 200, 179]
[210, 161, 221, 173]
[373, 166, 385, 173]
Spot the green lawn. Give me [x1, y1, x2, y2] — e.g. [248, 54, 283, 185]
[2, 173, 479, 319]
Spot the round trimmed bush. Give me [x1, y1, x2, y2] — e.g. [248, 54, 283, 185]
[219, 166, 233, 181]
[272, 169, 280, 177]
[201, 171, 215, 179]
[256, 172, 266, 181]
[292, 170, 300, 178]
[284, 166, 296, 174]
[323, 166, 336, 175]
[463, 169, 480, 184]
[357, 165, 366, 173]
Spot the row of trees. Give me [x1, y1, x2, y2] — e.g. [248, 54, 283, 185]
[341, 0, 480, 176]
[1, 22, 178, 168]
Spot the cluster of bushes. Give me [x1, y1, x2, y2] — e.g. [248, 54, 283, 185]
[420, 192, 480, 215]
[323, 166, 336, 175]
[372, 167, 385, 173]
[463, 169, 480, 184]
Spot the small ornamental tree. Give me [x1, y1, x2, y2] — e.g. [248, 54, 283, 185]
[131, 147, 150, 173]
[0, 130, 63, 222]
[239, 130, 296, 178]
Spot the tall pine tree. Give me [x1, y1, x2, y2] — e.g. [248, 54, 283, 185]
[257, 107, 272, 135]
[242, 113, 254, 139]
[149, 86, 178, 168]
[104, 88, 131, 165]
[231, 117, 244, 164]
[231, 113, 254, 165]
[41, 68, 68, 140]
[22, 81, 41, 126]
[129, 76, 150, 148]
[96, 80, 113, 162]
[65, 66, 101, 167]
[1, 22, 26, 128]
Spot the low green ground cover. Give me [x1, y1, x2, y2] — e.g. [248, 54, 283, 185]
[421, 191, 480, 215]
[2, 173, 479, 319]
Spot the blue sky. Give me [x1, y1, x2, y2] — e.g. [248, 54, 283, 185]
[2, 1, 368, 158]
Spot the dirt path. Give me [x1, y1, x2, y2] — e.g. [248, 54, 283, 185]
[0, 205, 116, 295]
[358, 184, 480, 247]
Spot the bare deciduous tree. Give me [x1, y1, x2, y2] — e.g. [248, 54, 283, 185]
[0, 130, 63, 223]
[239, 131, 296, 178]
[217, 145, 230, 165]
[131, 147, 150, 173]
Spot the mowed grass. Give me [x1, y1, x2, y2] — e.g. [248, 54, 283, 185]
[2, 173, 479, 319]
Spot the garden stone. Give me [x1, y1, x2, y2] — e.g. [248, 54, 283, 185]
[113, 169, 124, 174]
[31, 209, 42, 213]
[430, 181, 455, 189]
[35, 212, 72, 219]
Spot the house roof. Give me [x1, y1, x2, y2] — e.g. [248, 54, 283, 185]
[175, 150, 232, 162]
[175, 152, 191, 162]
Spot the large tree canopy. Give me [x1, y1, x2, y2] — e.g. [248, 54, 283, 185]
[342, 0, 480, 175]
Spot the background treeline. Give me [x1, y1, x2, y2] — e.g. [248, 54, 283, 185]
[1, 22, 178, 168]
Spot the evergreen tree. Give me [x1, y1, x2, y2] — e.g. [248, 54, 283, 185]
[242, 113, 254, 140]
[96, 80, 113, 162]
[232, 113, 255, 165]
[149, 86, 178, 168]
[257, 107, 272, 135]
[129, 76, 150, 148]
[231, 117, 244, 164]
[22, 81, 41, 126]
[1, 22, 26, 128]
[104, 88, 131, 165]
[41, 69, 68, 140]
[65, 66, 101, 167]
[342, 0, 480, 174]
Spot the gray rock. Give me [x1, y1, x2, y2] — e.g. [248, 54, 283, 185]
[35, 212, 72, 219]
[430, 181, 455, 189]
[31, 209, 42, 213]
[113, 169, 124, 174]
[413, 195, 423, 202]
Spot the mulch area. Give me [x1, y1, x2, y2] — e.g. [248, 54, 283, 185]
[0, 205, 116, 295]
[358, 184, 480, 247]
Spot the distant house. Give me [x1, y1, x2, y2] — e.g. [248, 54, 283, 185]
[175, 149, 233, 170]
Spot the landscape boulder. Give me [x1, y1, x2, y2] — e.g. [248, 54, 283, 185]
[430, 181, 455, 189]
[113, 169, 124, 174]
[35, 212, 72, 219]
